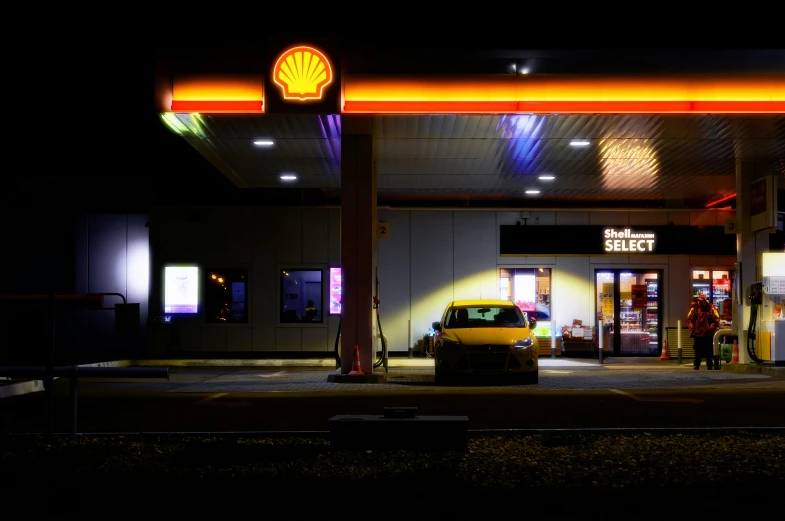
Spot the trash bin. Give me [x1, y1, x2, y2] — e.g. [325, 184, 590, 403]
[720, 343, 733, 362]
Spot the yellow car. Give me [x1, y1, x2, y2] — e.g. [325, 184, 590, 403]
[431, 299, 539, 385]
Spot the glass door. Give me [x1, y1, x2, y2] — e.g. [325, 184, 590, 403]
[596, 269, 662, 356]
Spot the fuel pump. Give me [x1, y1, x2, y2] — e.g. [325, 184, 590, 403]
[761, 274, 785, 366]
[746, 252, 785, 366]
[373, 266, 388, 371]
[745, 282, 764, 363]
[332, 266, 389, 371]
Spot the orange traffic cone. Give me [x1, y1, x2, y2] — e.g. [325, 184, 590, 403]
[659, 339, 671, 360]
[348, 345, 364, 375]
[730, 340, 740, 364]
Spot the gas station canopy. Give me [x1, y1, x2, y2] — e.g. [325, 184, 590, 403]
[156, 46, 785, 210]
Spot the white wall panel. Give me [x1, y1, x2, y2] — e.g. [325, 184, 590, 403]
[276, 208, 303, 263]
[553, 257, 592, 328]
[589, 212, 629, 225]
[629, 212, 669, 225]
[253, 327, 276, 352]
[453, 212, 497, 301]
[202, 327, 227, 351]
[328, 208, 341, 264]
[525, 256, 557, 265]
[690, 211, 717, 226]
[668, 212, 689, 225]
[410, 211, 454, 340]
[667, 256, 690, 328]
[127, 214, 150, 340]
[528, 211, 556, 225]
[556, 211, 590, 225]
[276, 328, 302, 351]
[87, 214, 128, 345]
[177, 317, 202, 351]
[302, 327, 329, 352]
[378, 210, 412, 352]
[302, 208, 329, 263]
[253, 208, 277, 332]
[227, 327, 253, 352]
[629, 255, 669, 265]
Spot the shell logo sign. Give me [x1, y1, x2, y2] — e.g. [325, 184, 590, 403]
[272, 45, 333, 101]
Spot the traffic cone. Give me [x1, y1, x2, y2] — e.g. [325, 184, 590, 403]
[730, 340, 740, 364]
[659, 338, 671, 360]
[348, 345, 364, 375]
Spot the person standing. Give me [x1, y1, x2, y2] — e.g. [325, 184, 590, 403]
[687, 293, 720, 370]
[304, 300, 318, 322]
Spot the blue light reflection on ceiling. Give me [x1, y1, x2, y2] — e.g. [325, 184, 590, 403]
[495, 114, 548, 176]
[319, 115, 342, 168]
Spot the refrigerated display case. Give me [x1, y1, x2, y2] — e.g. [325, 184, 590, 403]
[692, 269, 733, 323]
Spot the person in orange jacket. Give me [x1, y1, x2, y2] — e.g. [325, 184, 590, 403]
[687, 293, 720, 370]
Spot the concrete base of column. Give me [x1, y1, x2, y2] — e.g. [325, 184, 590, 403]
[327, 369, 386, 383]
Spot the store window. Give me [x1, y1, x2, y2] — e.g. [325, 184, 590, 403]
[205, 269, 248, 323]
[280, 269, 323, 323]
[692, 269, 734, 323]
[499, 268, 551, 335]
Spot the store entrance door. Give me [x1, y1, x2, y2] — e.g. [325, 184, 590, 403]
[596, 269, 663, 356]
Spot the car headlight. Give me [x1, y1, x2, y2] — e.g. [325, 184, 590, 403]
[513, 338, 534, 350]
[440, 339, 462, 349]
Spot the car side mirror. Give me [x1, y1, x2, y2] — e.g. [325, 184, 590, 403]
[432, 321, 441, 331]
[528, 316, 537, 330]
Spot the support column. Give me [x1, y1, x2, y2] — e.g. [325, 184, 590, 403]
[331, 116, 382, 382]
[735, 159, 771, 365]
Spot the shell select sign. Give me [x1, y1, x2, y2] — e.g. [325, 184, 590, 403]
[272, 46, 333, 101]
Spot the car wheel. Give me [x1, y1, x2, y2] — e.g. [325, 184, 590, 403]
[519, 371, 538, 385]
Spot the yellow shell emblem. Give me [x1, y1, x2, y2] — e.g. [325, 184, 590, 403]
[272, 45, 333, 101]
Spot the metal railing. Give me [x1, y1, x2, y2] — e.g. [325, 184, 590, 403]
[0, 365, 169, 438]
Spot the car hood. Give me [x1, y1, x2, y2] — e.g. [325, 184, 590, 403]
[441, 328, 535, 346]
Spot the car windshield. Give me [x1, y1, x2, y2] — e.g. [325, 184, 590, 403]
[446, 306, 526, 329]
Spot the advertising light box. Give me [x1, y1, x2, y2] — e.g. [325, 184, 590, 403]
[329, 267, 342, 315]
[164, 266, 199, 313]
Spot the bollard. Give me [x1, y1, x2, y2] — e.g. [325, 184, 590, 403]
[677, 320, 683, 366]
[598, 319, 604, 365]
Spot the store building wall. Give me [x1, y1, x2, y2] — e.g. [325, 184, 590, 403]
[147, 204, 735, 354]
[0, 213, 149, 364]
[379, 208, 737, 353]
[148, 206, 340, 353]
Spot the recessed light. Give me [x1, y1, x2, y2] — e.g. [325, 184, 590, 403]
[570, 140, 590, 147]
[280, 174, 297, 181]
[525, 190, 541, 194]
[254, 140, 274, 146]
[538, 175, 555, 180]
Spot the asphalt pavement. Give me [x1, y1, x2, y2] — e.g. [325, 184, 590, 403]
[2, 356, 784, 434]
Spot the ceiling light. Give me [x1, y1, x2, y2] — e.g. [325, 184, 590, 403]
[525, 190, 540, 195]
[538, 175, 555, 180]
[254, 140, 274, 146]
[280, 174, 297, 181]
[570, 140, 590, 147]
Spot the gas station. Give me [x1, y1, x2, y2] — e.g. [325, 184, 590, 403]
[152, 44, 785, 378]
